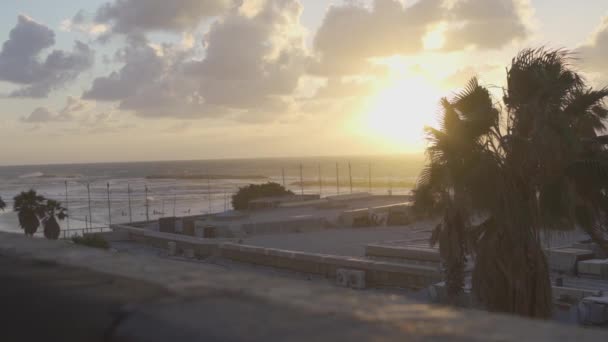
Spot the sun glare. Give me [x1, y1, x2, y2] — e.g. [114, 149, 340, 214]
[362, 76, 441, 150]
[423, 23, 447, 50]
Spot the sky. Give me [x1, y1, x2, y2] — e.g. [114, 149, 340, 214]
[1, 0, 607, 166]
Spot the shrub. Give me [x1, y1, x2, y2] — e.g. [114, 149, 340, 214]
[231, 182, 293, 210]
[72, 234, 109, 250]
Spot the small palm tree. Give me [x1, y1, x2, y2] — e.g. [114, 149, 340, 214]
[415, 78, 502, 301]
[42, 200, 67, 240]
[13, 190, 46, 236]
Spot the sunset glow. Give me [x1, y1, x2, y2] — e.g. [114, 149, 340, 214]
[361, 76, 441, 150]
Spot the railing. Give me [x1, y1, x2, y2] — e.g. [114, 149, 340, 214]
[32, 227, 114, 240]
[61, 227, 113, 239]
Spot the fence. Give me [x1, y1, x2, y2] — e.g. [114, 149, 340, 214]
[60, 227, 113, 240]
[1, 161, 417, 238]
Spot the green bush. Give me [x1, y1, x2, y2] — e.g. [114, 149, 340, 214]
[231, 182, 293, 210]
[72, 234, 109, 250]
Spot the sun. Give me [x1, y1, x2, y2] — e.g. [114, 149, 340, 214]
[361, 76, 441, 150]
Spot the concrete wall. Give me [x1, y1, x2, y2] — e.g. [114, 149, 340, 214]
[219, 243, 441, 289]
[553, 286, 602, 302]
[366, 244, 440, 267]
[115, 225, 224, 257]
[279, 199, 327, 208]
[114, 225, 441, 290]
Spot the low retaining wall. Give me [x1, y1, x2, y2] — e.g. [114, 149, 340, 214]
[114, 225, 441, 289]
[220, 243, 441, 289]
[114, 225, 225, 257]
[553, 286, 602, 302]
[366, 244, 441, 267]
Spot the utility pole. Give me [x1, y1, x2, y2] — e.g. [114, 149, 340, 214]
[64, 181, 70, 230]
[348, 162, 353, 194]
[336, 163, 340, 195]
[282, 168, 286, 188]
[127, 183, 132, 223]
[145, 185, 150, 221]
[173, 190, 177, 217]
[299, 164, 304, 195]
[318, 164, 322, 197]
[368, 163, 372, 194]
[207, 172, 212, 214]
[224, 189, 228, 212]
[87, 183, 93, 230]
[106, 183, 112, 228]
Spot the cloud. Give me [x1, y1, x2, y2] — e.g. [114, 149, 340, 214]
[312, 78, 373, 99]
[21, 107, 55, 123]
[0, 15, 94, 98]
[441, 0, 532, 51]
[83, 36, 166, 101]
[82, 111, 133, 134]
[59, 96, 92, 118]
[20, 96, 92, 123]
[93, 0, 236, 35]
[310, 0, 532, 76]
[441, 64, 501, 89]
[579, 15, 608, 73]
[85, 0, 308, 122]
[186, 0, 307, 110]
[60, 10, 109, 36]
[20, 96, 131, 134]
[84, 36, 217, 118]
[311, 0, 444, 76]
[161, 121, 193, 134]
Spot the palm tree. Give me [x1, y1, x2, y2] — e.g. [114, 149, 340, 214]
[13, 191, 68, 239]
[414, 48, 608, 318]
[42, 200, 67, 240]
[0, 197, 5, 211]
[502, 48, 608, 254]
[415, 77, 502, 301]
[13, 190, 46, 236]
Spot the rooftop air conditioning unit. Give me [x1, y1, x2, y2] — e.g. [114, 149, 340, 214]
[578, 296, 608, 326]
[336, 268, 349, 287]
[168, 241, 177, 256]
[184, 248, 195, 259]
[336, 268, 366, 289]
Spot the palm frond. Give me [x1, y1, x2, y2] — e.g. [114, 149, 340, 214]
[566, 159, 608, 185]
[564, 87, 608, 134]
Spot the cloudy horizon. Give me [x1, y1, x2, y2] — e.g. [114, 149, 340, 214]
[1, 0, 608, 166]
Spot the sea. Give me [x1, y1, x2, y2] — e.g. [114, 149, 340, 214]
[0, 155, 425, 235]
